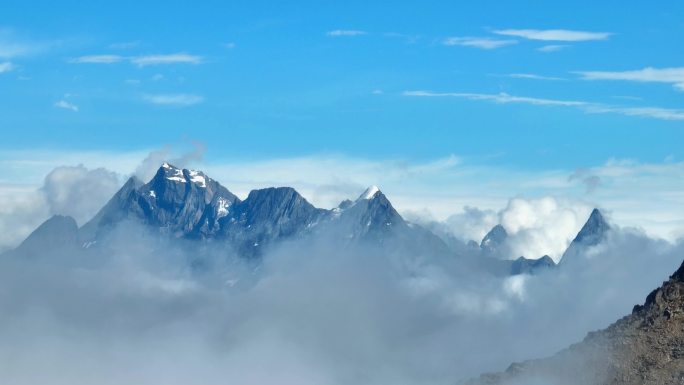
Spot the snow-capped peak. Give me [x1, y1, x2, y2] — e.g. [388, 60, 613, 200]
[357, 185, 381, 201]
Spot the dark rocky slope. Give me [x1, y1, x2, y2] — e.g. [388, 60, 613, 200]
[467, 258, 684, 385]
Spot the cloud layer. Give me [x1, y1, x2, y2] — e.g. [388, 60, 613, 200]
[0, 213, 682, 384]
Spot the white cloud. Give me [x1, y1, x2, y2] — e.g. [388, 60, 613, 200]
[585, 105, 684, 121]
[54, 100, 79, 112]
[68, 53, 204, 66]
[494, 29, 612, 41]
[576, 67, 684, 91]
[0, 29, 48, 59]
[443, 37, 517, 49]
[499, 197, 593, 261]
[41, 165, 122, 225]
[131, 53, 203, 66]
[0, 61, 14, 73]
[69, 54, 124, 64]
[538, 44, 569, 52]
[403, 90, 586, 106]
[223, 42, 236, 49]
[326, 30, 367, 37]
[508, 73, 566, 81]
[143, 93, 204, 106]
[403, 90, 684, 121]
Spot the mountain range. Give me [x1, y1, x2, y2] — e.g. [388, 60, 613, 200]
[5, 163, 610, 275]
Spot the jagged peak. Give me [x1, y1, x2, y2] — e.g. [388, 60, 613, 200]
[151, 163, 212, 188]
[588, 207, 606, 223]
[246, 186, 301, 200]
[481, 224, 508, 249]
[357, 185, 381, 201]
[575, 208, 610, 241]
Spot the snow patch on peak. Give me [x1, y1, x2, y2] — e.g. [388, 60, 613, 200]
[166, 167, 186, 183]
[358, 185, 380, 201]
[188, 170, 207, 188]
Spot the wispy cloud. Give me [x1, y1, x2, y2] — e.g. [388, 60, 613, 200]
[403, 90, 684, 121]
[585, 105, 684, 121]
[69, 54, 124, 64]
[538, 44, 569, 52]
[508, 73, 566, 81]
[54, 100, 78, 112]
[142, 93, 204, 106]
[443, 37, 517, 49]
[69, 53, 203, 66]
[0, 61, 15, 73]
[130, 53, 203, 66]
[403, 91, 586, 106]
[494, 29, 612, 42]
[576, 67, 684, 91]
[0, 29, 49, 59]
[326, 30, 367, 37]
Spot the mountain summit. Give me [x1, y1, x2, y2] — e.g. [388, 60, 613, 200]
[81, 163, 240, 240]
[560, 208, 610, 264]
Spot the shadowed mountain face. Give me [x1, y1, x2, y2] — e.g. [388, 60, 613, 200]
[560, 208, 610, 264]
[81, 163, 240, 240]
[510, 255, 555, 275]
[18, 163, 451, 259]
[10, 215, 80, 257]
[467, 258, 684, 385]
[481, 225, 508, 254]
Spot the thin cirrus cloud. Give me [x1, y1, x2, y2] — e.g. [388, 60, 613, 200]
[443, 37, 517, 49]
[0, 61, 15, 73]
[0, 29, 49, 59]
[508, 73, 566, 81]
[538, 44, 569, 52]
[54, 100, 79, 112]
[576, 67, 684, 91]
[402, 90, 684, 121]
[69, 53, 203, 66]
[69, 54, 124, 64]
[493, 29, 612, 42]
[326, 29, 367, 37]
[142, 93, 204, 106]
[130, 53, 203, 66]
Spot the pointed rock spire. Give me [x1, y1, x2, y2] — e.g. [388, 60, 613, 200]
[560, 208, 610, 264]
[480, 224, 508, 251]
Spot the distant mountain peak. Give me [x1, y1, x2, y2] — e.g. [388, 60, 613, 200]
[480, 224, 508, 256]
[560, 208, 610, 264]
[357, 185, 381, 201]
[153, 163, 210, 188]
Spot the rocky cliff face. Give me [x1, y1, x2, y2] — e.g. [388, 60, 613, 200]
[467, 258, 684, 385]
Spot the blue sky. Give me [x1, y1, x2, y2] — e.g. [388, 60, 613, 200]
[1, 1, 683, 249]
[1, 0, 683, 169]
